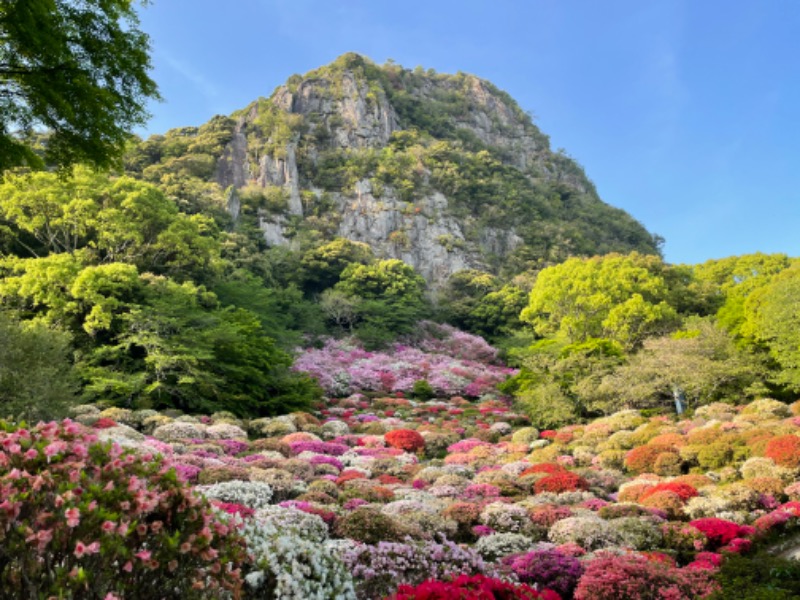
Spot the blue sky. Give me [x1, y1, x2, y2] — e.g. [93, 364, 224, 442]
[136, 0, 800, 266]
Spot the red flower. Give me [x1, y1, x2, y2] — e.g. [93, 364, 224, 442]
[384, 429, 425, 453]
[520, 463, 566, 477]
[640, 482, 699, 503]
[534, 472, 589, 494]
[765, 435, 800, 468]
[387, 573, 561, 599]
[690, 518, 750, 549]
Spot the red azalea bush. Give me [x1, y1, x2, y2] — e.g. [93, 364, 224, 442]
[385, 429, 426, 453]
[573, 553, 719, 600]
[765, 435, 800, 468]
[520, 463, 566, 477]
[639, 482, 699, 503]
[689, 518, 752, 549]
[0, 420, 246, 599]
[386, 573, 561, 599]
[534, 472, 590, 494]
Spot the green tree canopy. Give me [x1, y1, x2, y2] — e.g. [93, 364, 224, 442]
[693, 253, 795, 337]
[740, 264, 800, 392]
[335, 259, 429, 347]
[0, 168, 221, 282]
[0, 0, 159, 171]
[0, 311, 77, 421]
[300, 237, 374, 294]
[588, 319, 763, 413]
[520, 252, 679, 348]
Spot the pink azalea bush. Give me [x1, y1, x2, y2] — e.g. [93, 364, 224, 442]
[293, 335, 514, 398]
[573, 553, 719, 600]
[0, 419, 246, 598]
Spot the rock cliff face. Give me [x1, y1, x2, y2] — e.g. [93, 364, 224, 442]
[211, 53, 657, 287]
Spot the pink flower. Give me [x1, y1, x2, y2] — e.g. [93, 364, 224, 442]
[24, 448, 39, 460]
[135, 550, 151, 561]
[74, 540, 100, 558]
[65, 507, 80, 528]
[102, 521, 116, 534]
[122, 561, 133, 573]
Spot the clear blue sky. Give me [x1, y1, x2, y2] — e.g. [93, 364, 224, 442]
[136, 0, 800, 266]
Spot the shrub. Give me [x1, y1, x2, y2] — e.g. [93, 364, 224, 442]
[475, 532, 536, 561]
[344, 538, 500, 599]
[237, 511, 356, 599]
[411, 379, 435, 400]
[689, 518, 752, 550]
[0, 420, 246, 598]
[765, 435, 800, 468]
[387, 574, 558, 600]
[625, 445, 679, 474]
[640, 482, 699, 503]
[385, 429, 426, 453]
[548, 517, 620, 551]
[534, 472, 589, 494]
[711, 551, 800, 599]
[504, 547, 583, 598]
[333, 507, 406, 544]
[639, 491, 685, 520]
[574, 553, 719, 600]
[196, 480, 274, 509]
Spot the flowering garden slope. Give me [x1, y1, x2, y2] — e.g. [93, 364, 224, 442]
[3, 328, 800, 598]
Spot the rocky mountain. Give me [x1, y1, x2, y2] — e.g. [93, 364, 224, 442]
[126, 53, 660, 287]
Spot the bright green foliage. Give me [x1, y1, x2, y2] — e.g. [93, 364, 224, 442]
[0, 168, 221, 282]
[693, 253, 794, 337]
[588, 319, 763, 412]
[0, 311, 77, 421]
[412, 379, 435, 400]
[741, 265, 800, 392]
[0, 0, 159, 171]
[336, 259, 426, 303]
[300, 238, 374, 294]
[521, 252, 679, 347]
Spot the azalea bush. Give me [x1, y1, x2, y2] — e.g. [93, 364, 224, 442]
[386, 573, 560, 600]
[0, 420, 246, 599]
[343, 537, 500, 599]
[235, 509, 356, 600]
[504, 546, 583, 598]
[293, 337, 513, 397]
[573, 553, 719, 600]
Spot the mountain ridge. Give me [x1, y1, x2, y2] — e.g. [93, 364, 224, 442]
[127, 53, 661, 287]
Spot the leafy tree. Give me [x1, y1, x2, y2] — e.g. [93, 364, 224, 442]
[521, 252, 678, 348]
[0, 0, 159, 171]
[693, 253, 794, 337]
[588, 319, 763, 413]
[0, 168, 221, 281]
[0, 311, 77, 421]
[319, 288, 360, 332]
[300, 238, 374, 294]
[335, 259, 428, 345]
[503, 337, 624, 424]
[740, 264, 800, 392]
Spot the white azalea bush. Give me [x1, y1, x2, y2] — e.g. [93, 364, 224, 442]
[196, 480, 274, 509]
[238, 513, 356, 600]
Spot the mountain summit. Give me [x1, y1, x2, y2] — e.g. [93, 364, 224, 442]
[130, 53, 660, 286]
